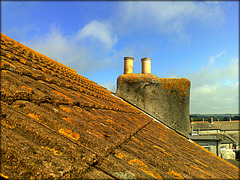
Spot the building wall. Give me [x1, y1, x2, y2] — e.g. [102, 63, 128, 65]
[221, 130, 240, 134]
[220, 143, 233, 150]
[221, 149, 236, 160]
[194, 141, 220, 156]
[196, 130, 220, 134]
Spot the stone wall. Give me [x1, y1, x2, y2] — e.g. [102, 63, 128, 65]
[116, 73, 191, 137]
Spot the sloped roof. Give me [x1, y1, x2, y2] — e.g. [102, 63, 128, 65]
[192, 121, 240, 131]
[199, 133, 238, 145]
[1, 33, 239, 179]
[215, 121, 240, 131]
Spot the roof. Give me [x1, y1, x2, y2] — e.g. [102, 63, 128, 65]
[214, 121, 240, 131]
[190, 135, 221, 141]
[1, 33, 239, 179]
[200, 134, 238, 145]
[191, 121, 220, 130]
[191, 120, 240, 131]
[228, 132, 240, 144]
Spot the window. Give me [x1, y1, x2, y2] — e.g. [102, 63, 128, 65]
[198, 143, 210, 151]
[220, 146, 227, 150]
[192, 131, 198, 136]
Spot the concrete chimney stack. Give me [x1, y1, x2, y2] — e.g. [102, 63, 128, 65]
[117, 56, 191, 137]
[141, 57, 151, 74]
[124, 57, 134, 74]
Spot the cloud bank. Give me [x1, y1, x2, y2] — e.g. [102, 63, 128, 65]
[77, 20, 118, 50]
[187, 54, 238, 114]
[27, 22, 119, 74]
[116, 1, 224, 41]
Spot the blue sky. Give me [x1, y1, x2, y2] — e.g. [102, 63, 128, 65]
[2, 1, 239, 114]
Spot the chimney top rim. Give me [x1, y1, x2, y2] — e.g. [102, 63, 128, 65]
[124, 57, 134, 60]
[141, 57, 151, 61]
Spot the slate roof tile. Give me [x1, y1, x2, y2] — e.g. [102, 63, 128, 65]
[1, 33, 239, 179]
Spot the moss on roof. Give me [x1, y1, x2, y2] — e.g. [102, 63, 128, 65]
[1, 33, 239, 179]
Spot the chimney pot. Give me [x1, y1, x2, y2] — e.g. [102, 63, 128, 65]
[124, 57, 134, 74]
[190, 118, 194, 124]
[141, 57, 151, 74]
[210, 117, 213, 124]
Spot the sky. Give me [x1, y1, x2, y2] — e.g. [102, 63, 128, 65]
[2, 1, 239, 114]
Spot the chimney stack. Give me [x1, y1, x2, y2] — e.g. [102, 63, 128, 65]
[124, 57, 134, 74]
[141, 57, 151, 74]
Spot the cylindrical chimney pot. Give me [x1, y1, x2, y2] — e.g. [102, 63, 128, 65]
[210, 117, 213, 124]
[124, 57, 134, 74]
[190, 118, 194, 124]
[141, 57, 151, 74]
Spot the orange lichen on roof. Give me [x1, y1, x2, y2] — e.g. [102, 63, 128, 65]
[59, 128, 80, 141]
[62, 117, 72, 123]
[28, 113, 40, 121]
[0, 173, 9, 179]
[59, 106, 72, 113]
[51, 90, 72, 101]
[1, 120, 15, 129]
[194, 159, 208, 167]
[168, 170, 184, 179]
[20, 85, 32, 92]
[132, 136, 144, 146]
[41, 146, 63, 156]
[128, 158, 162, 179]
[153, 145, 172, 157]
[114, 152, 127, 160]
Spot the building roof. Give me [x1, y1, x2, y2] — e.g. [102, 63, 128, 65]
[190, 135, 221, 141]
[228, 132, 240, 144]
[200, 133, 238, 145]
[1, 33, 239, 179]
[214, 121, 240, 131]
[191, 120, 240, 131]
[191, 121, 220, 130]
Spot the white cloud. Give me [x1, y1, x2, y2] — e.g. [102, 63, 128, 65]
[101, 82, 116, 93]
[116, 1, 224, 41]
[186, 53, 239, 114]
[77, 20, 118, 50]
[27, 23, 116, 74]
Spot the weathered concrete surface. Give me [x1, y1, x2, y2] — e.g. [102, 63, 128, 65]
[116, 73, 191, 137]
